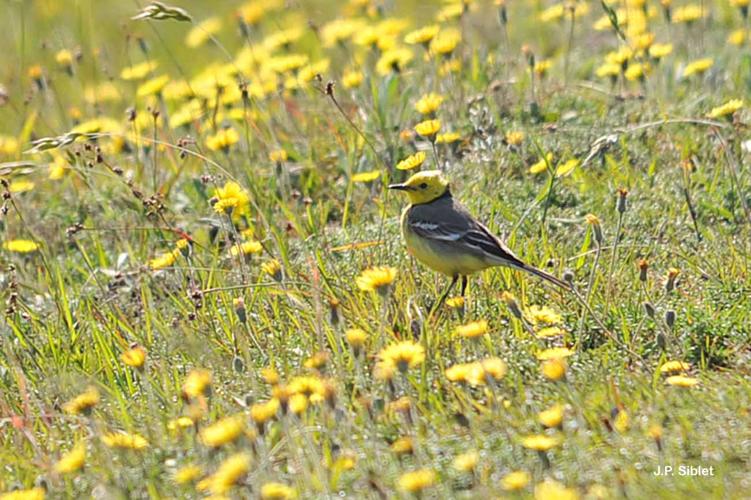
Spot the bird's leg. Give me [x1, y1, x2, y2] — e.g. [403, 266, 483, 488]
[429, 275, 458, 317]
[460, 276, 469, 297]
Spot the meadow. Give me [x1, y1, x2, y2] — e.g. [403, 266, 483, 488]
[1, 0, 750, 498]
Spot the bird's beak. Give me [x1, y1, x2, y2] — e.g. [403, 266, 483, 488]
[388, 183, 411, 191]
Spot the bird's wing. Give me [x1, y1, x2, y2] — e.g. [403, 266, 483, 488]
[407, 199, 528, 269]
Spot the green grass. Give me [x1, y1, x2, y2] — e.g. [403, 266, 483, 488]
[1, 0, 751, 498]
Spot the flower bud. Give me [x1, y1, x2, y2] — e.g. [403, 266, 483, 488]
[638, 259, 649, 282]
[233, 297, 247, 324]
[665, 309, 675, 328]
[665, 267, 680, 292]
[643, 301, 655, 318]
[617, 188, 628, 213]
[585, 214, 603, 245]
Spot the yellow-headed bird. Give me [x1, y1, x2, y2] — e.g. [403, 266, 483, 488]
[389, 170, 568, 300]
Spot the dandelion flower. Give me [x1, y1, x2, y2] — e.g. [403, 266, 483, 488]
[649, 43, 673, 59]
[342, 69, 364, 89]
[345, 328, 367, 354]
[251, 398, 280, 427]
[529, 153, 553, 174]
[436, 132, 461, 144]
[185, 17, 222, 48]
[525, 305, 563, 326]
[230, 240, 263, 257]
[3, 240, 39, 253]
[101, 431, 149, 450]
[452, 451, 479, 472]
[666, 375, 700, 387]
[404, 25, 440, 45]
[212, 180, 249, 215]
[396, 151, 427, 171]
[541, 358, 567, 381]
[120, 60, 158, 80]
[182, 369, 212, 399]
[538, 404, 564, 428]
[174, 464, 203, 484]
[205, 452, 251, 494]
[672, 4, 704, 23]
[391, 436, 414, 455]
[137, 74, 170, 97]
[378, 340, 425, 372]
[659, 360, 691, 374]
[682, 58, 713, 78]
[206, 127, 240, 152]
[356, 266, 397, 293]
[707, 99, 743, 119]
[455, 319, 489, 339]
[398, 469, 436, 493]
[261, 483, 297, 500]
[200, 414, 246, 447]
[63, 386, 100, 415]
[534, 480, 579, 500]
[0, 488, 46, 500]
[555, 158, 579, 177]
[54, 442, 86, 474]
[501, 470, 531, 491]
[352, 170, 381, 183]
[414, 92, 444, 115]
[414, 119, 441, 138]
[537, 347, 574, 360]
[520, 434, 562, 451]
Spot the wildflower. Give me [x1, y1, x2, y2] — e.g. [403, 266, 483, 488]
[186, 17, 222, 48]
[206, 127, 240, 152]
[55, 49, 74, 69]
[625, 63, 648, 82]
[321, 18, 366, 47]
[137, 74, 170, 97]
[505, 131, 524, 146]
[666, 375, 700, 387]
[541, 358, 567, 381]
[391, 436, 414, 455]
[120, 345, 146, 369]
[167, 416, 194, 433]
[436, 131, 461, 144]
[414, 92, 444, 115]
[682, 58, 713, 78]
[501, 470, 531, 491]
[376, 47, 413, 75]
[182, 369, 212, 399]
[345, 328, 367, 355]
[525, 306, 563, 326]
[374, 361, 396, 381]
[342, 69, 364, 89]
[54, 442, 86, 474]
[649, 43, 673, 59]
[352, 170, 381, 183]
[613, 408, 630, 432]
[251, 398, 280, 428]
[728, 29, 746, 46]
[262, 259, 282, 280]
[120, 60, 158, 80]
[665, 267, 680, 292]
[230, 240, 263, 257]
[63, 386, 100, 415]
[430, 28, 461, 57]
[659, 361, 690, 374]
[0, 488, 45, 500]
[452, 451, 479, 472]
[595, 62, 621, 80]
[205, 453, 251, 494]
[404, 24, 440, 46]
[174, 464, 203, 484]
[534, 480, 579, 500]
[261, 482, 297, 499]
[445, 296, 465, 309]
[537, 347, 574, 360]
[501, 291, 523, 319]
[707, 99, 743, 119]
[200, 414, 245, 447]
[672, 4, 703, 23]
[378, 341, 425, 372]
[538, 404, 564, 428]
[304, 351, 329, 370]
[212, 180, 249, 215]
[415, 119, 441, 139]
[149, 250, 178, 270]
[3, 240, 39, 253]
[585, 214, 604, 244]
[521, 434, 561, 451]
[398, 469, 436, 493]
[555, 158, 579, 177]
[356, 266, 397, 294]
[455, 319, 489, 339]
[534, 59, 553, 77]
[396, 151, 427, 171]
[437, 2, 465, 21]
[8, 180, 34, 193]
[536, 326, 564, 338]
[101, 431, 149, 450]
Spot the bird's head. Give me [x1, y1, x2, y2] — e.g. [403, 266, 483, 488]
[388, 170, 450, 205]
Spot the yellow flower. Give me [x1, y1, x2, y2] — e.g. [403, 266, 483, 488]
[534, 480, 580, 500]
[501, 470, 531, 491]
[63, 386, 100, 415]
[262, 259, 282, 279]
[613, 409, 630, 432]
[200, 414, 246, 447]
[455, 319, 489, 339]
[230, 240, 263, 257]
[120, 60, 158, 80]
[625, 63, 648, 81]
[174, 464, 203, 484]
[136, 74, 170, 97]
[149, 250, 178, 270]
[541, 358, 567, 381]
[182, 369, 212, 399]
[521, 434, 562, 451]
[666, 375, 700, 387]
[378, 340, 425, 372]
[452, 451, 479, 472]
[204, 453, 251, 494]
[55, 49, 73, 67]
[54, 442, 86, 474]
[682, 58, 713, 77]
[429, 28, 461, 57]
[537, 347, 574, 360]
[659, 360, 691, 374]
[121, 345, 146, 368]
[405, 24, 440, 45]
[529, 153, 553, 174]
[352, 170, 381, 183]
[534, 59, 553, 77]
[8, 180, 34, 193]
[213, 180, 249, 215]
[167, 416, 194, 433]
[414, 92, 444, 114]
[596, 62, 621, 79]
[345, 328, 367, 352]
[728, 29, 746, 46]
[186, 17, 222, 48]
[505, 131, 524, 146]
[525, 305, 563, 326]
[445, 296, 465, 309]
[396, 151, 427, 171]
[3, 240, 39, 253]
[707, 99, 743, 119]
[251, 398, 280, 425]
[320, 18, 366, 47]
[672, 4, 703, 23]
[342, 69, 364, 89]
[649, 43, 673, 59]
[436, 131, 461, 144]
[415, 119, 441, 138]
[261, 482, 297, 499]
[436, 2, 465, 22]
[390, 436, 414, 454]
[555, 158, 579, 177]
[538, 404, 564, 428]
[536, 326, 564, 338]
[206, 128, 240, 152]
[398, 469, 435, 493]
[376, 47, 413, 75]
[356, 266, 397, 293]
[101, 431, 149, 450]
[0, 488, 45, 500]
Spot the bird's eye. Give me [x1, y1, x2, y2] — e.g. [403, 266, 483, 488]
[419, 182, 428, 189]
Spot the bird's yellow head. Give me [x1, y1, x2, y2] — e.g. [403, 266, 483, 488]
[388, 170, 450, 205]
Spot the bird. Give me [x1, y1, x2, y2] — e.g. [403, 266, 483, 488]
[388, 170, 569, 306]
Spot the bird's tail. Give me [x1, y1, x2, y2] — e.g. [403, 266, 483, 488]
[522, 264, 571, 291]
